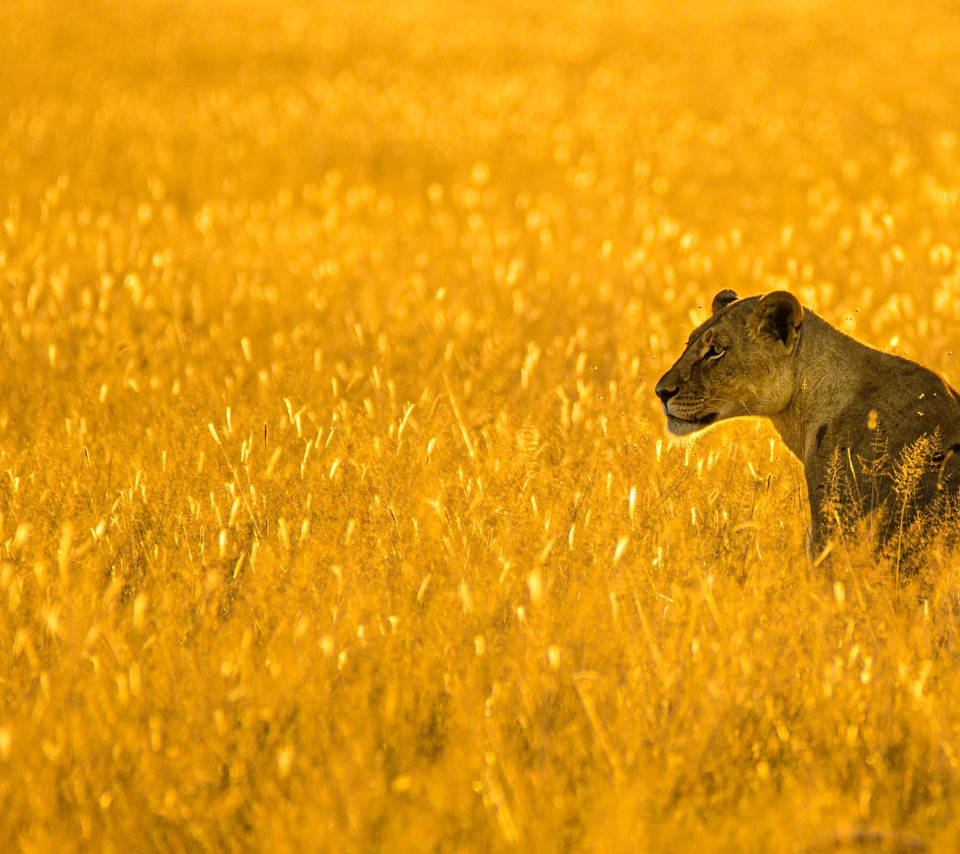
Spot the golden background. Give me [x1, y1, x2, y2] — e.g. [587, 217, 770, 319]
[2, 0, 960, 850]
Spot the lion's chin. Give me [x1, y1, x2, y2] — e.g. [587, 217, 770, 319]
[665, 413, 718, 436]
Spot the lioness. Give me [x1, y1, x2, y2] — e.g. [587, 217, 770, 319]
[655, 289, 960, 554]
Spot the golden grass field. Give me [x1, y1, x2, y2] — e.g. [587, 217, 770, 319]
[7, 0, 960, 850]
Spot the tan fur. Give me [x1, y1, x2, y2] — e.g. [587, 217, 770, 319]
[655, 290, 960, 553]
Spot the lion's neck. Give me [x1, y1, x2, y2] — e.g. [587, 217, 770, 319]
[768, 312, 862, 462]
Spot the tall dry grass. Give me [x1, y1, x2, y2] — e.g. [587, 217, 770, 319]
[3, 0, 960, 850]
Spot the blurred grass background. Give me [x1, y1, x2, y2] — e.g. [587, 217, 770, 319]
[3, 0, 960, 851]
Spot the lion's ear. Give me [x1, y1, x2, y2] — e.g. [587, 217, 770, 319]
[752, 291, 803, 350]
[711, 290, 739, 314]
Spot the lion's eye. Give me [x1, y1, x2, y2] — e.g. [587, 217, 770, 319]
[704, 344, 725, 361]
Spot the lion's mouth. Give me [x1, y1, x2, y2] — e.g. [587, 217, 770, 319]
[665, 412, 718, 435]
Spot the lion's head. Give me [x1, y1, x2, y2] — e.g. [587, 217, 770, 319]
[655, 290, 804, 436]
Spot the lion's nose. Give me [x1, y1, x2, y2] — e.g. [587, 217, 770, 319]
[655, 378, 678, 404]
